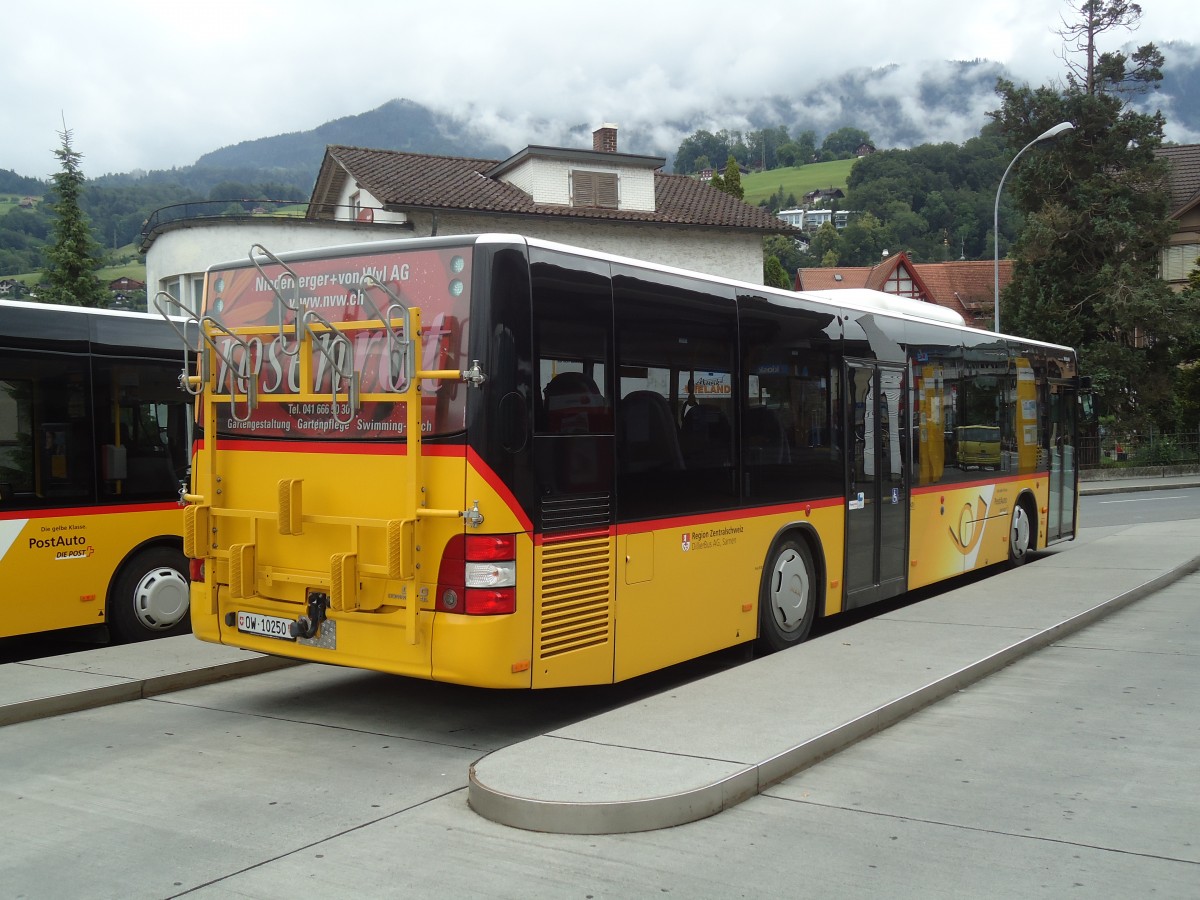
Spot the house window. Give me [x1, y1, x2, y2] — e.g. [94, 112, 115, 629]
[884, 268, 918, 298]
[571, 170, 618, 209]
[190, 276, 206, 311]
[349, 191, 362, 221]
[1161, 243, 1200, 282]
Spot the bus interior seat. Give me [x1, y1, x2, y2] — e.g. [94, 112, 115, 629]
[680, 404, 732, 468]
[620, 390, 684, 473]
[744, 405, 791, 465]
[542, 370, 610, 433]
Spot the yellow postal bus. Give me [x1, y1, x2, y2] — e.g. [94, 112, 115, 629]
[166, 235, 1084, 686]
[0, 300, 193, 642]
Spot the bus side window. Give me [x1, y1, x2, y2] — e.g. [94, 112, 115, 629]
[0, 376, 34, 497]
[613, 268, 737, 515]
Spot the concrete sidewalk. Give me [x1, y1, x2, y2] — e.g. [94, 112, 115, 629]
[468, 517, 1200, 834]
[0, 638, 295, 727]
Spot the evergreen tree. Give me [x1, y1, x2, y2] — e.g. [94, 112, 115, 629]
[707, 155, 743, 201]
[42, 128, 107, 307]
[763, 255, 791, 290]
[721, 155, 744, 200]
[991, 2, 1187, 430]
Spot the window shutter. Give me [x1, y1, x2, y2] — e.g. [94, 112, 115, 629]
[573, 171, 595, 207]
[572, 171, 618, 209]
[596, 173, 618, 208]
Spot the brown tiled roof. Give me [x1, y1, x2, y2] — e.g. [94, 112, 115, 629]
[794, 266, 873, 290]
[1156, 144, 1200, 216]
[913, 260, 1012, 316]
[309, 145, 793, 232]
[796, 255, 1015, 328]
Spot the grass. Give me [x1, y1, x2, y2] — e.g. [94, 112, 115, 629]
[2, 242, 146, 287]
[740, 159, 857, 206]
[100, 259, 147, 282]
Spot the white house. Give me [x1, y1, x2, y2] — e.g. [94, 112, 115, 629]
[142, 125, 796, 314]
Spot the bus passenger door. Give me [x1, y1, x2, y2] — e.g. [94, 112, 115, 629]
[845, 362, 908, 608]
[1046, 381, 1079, 542]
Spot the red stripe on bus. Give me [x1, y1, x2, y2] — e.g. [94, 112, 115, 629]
[910, 472, 1043, 497]
[466, 447, 535, 533]
[0, 501, 181, 521]
[212, 438, 408, 455]
[614, 496, 844, 537]
[205, 438, 468, 456]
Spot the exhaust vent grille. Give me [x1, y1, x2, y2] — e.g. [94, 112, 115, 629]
[537, 533, 613, 659]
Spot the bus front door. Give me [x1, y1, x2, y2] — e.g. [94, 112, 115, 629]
[845, 362, 908, 608]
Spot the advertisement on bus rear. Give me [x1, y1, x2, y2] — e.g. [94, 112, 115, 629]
[204, 246, 472, 439]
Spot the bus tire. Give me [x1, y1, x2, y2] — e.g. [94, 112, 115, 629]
[757, 536, 817, 653]
[108, 547, 191, 642]
[1008, 499, 1035, 568]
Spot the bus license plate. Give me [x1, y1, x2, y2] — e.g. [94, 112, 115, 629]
[236, 611, 295, 640]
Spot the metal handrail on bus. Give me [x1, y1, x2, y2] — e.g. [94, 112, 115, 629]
[153, 290, 260, 422]
[359, 274, 413, 392]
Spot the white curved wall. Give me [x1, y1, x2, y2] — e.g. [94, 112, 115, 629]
[146, 213, 766, 316]
[147, 219, 410, 314]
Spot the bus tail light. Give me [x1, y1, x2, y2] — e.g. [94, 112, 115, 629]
[464, 587, 516, 615]
[189, 557, 205, 583]
[437, 534, 517, 615]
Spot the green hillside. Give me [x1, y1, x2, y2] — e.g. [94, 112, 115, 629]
[741, 159, 857, 206]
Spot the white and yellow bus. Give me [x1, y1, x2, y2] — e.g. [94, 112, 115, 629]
[168, 235, 1084, 687]
[0, 300, 193, 642]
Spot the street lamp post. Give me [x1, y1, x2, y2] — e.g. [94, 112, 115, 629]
[993, 121, 1074, 333]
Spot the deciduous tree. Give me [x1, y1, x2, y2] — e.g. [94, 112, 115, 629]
[992, 2, 1185, 430]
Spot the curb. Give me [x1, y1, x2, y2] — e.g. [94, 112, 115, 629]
[1079, 479, 1200, 496]
[0, 655, 300, 728]
[467, 553, 1200, 834]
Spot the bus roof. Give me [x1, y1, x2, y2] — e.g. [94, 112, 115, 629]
[203, 233, 1075, 354]
[0, 298, 192, 355]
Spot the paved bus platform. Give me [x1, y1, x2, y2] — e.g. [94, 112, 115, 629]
[2, 476, 1198, 836]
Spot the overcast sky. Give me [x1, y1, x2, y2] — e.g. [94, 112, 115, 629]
[3, 0, 1195, 179]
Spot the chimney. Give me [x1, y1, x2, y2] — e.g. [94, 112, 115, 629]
[593, 123, 618, 153]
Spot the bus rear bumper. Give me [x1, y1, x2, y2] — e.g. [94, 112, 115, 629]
[190, 583, 532, 688]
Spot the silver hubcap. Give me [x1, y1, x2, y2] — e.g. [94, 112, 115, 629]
[769, 548, 810, 632]
[1011, 506, 1031, 559]
[132, 566, 189, 629]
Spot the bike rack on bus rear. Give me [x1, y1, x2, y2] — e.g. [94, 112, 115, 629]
[249, 244, 361, 425]
[154, 291, 259, 422]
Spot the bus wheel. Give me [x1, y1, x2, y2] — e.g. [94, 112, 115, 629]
[758, 538, 816, 653]
[1008, 502, 1033, 567]
[108, 547, 191, 642]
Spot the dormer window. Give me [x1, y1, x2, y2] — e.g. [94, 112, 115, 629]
[571, 170, 618, 209]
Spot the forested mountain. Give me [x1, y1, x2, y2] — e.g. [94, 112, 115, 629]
[194, 99, 511, 174]
[3, 46, 1197, 280]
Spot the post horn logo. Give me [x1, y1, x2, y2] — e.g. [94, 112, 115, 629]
[949, 496, 988, 554]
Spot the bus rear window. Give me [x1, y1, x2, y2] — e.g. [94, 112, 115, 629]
[205, 245, 472, 440]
